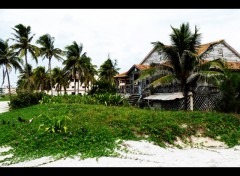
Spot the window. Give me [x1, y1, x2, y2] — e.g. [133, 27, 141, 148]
[218, 48, 223, 54]
[72, 86, 75, 88]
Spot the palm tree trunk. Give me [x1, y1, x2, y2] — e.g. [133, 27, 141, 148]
[6, 67, 12, 100]
[49, 58, 53, 96]
[183, 85, 190, 111]
[77, 75, 80, 94]
[64, 86, 67, 94]
[77, 79, 79, 94]
[60, 85, 62, 95]
[25, 53, 30, 92]
[73, 68, 76, 95]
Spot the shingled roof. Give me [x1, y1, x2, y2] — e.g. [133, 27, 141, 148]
[197, 40, 224, 55]
[225, 62, 240, 70]
[134, 64, 151, 71]
[114, 65, 151, 78]
[114, 72, 128, 78]
[140, 39, 240, 64]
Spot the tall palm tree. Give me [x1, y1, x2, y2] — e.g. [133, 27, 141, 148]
[17, 63, 34, 91]
[32, 66, 50, 92]
[98, 57, 119, 85]
[0, 39, 22, 99]
[84, 61, 98, 92]
[10, 24, 40, 91]
[63, 41, 86, 94]
[36, 34, 63, 96]
[140, 23, 224, 110]
[52, 67, 70, 95]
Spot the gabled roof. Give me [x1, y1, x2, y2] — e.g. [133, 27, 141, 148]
[197, 40, 224, 56]
[225, 62, 240, 70]
[114, 72, 128, 78]
[114, 64, 150, 78]
[140, 39, 240, 64]
[134, 64, 151, 71]
[139, 46, 158, 65]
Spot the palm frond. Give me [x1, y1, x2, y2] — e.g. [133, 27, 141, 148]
[199, 58, 225, 72]
[148, 74, 177, 88]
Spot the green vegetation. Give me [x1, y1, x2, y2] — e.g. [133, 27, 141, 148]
[0, 94, 17, 101]
[88, 80, 117, 95]
[0, 39, 22, 100]
[0, 101, 240, 164]
[217, 71, 240, 113]
[40, 94, 129, 107]
[9, 92, 46, 110]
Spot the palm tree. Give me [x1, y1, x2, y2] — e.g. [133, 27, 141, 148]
[10, 24, 40, 91]
[84, 61, 98, 92]
[0, 39, 22, 100]
[140, 23, 224, 110]
[32, 66, 50, 92]
[63, 41, 86, 94]
[52, 67, 70, 95]
[98, 57, 119, 85]
[36, 34, 63, 96]
[17, 63, 34, 91]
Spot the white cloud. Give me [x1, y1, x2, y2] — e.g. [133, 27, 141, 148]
[1, 9, 240, 87]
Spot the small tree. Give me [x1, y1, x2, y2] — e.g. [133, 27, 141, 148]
[217, 71, 240, 113]
[88, 80, 116, 95]
[98, 57, 119, 86]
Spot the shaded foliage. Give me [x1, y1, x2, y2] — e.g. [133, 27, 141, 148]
[217, 72, 240, 113]
[88, 80, 117, 95]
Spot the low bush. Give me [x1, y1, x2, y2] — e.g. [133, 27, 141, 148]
[9, 92, 47, 110]
[40, 93, 129, 107]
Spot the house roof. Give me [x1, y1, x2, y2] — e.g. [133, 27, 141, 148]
[140, 39, 240, 64]
[134, 64, 151, 71]
[225, 62, 240, 70]
[144, 92, 184, 101]
[114, 65, 150, 78]
[139, 46, 158, 65]
[114, 72, 128, 78]
[196, 40, 224, 56]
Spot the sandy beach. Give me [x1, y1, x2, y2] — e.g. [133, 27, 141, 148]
[0, 139, 240, 167]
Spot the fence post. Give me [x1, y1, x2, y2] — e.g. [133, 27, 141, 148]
[188, 91, 193, 111]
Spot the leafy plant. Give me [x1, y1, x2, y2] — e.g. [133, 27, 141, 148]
[39, 114, 71, 133]
[217, 71, 240, 113]
[39, 93, 129, 107]
[9, 92, 46, 110]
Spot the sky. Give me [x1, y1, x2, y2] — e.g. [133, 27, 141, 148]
[1, 9, 240, 87]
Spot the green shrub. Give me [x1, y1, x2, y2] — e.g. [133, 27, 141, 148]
[40, 93, 129, 107]
[88, 80, 116, 95]
[217, 72, 240, 113]
[9, 92, 47, 110]
[39, 114, 71, 133]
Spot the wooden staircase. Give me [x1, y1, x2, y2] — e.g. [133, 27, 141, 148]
[128, 94, 141, 106]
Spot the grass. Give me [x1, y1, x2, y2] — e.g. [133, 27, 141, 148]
[0, 102, 240, 164]
[0, 94, 17, 101]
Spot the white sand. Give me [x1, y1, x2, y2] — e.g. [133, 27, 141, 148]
[0, 101, 10, 113]
[1, 139, 240, 167]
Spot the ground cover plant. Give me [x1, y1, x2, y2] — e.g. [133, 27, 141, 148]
[0, 97, 240, 164]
